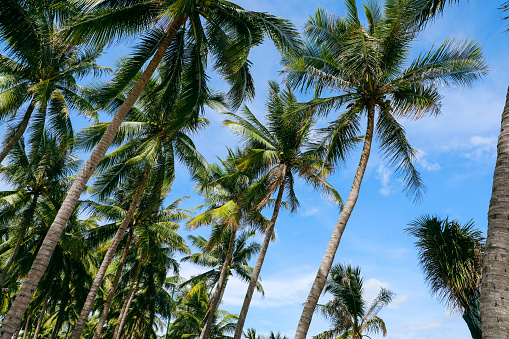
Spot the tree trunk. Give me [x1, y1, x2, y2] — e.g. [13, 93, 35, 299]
[92, 226, 135, 339]
[200, 229, 237, 339]
[0, 16, 186, 339]
[21, 316, 30, 339]
[0, 195, 39, 288]
[233, 174, 287, 339]
[129, 316, 142, 339]
[480, 86, 509, 338]
[32, 284, 52, 339]
[71, 170, 149, 339]
[0, 98, 36, 164]
[294, 106, 376, 339]
[113, 260, 143, 339]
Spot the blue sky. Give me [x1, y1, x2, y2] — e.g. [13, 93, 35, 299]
[3, 0, 508, 337]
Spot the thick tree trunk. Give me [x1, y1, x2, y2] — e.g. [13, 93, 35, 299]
[481, 86, 509, 338]
[0, 195, 39, 287]
[295, 106, 376, 339]
[233, 175, 287, 339]
[0, 17, 186, 339]
[71, 171, 149, 339]
[0, 99, 36, 164]
[200, 229, 237, 339]
[112, 260, 143, 339]
[32, 284, 52, 339]
[92, 227, 135, 339]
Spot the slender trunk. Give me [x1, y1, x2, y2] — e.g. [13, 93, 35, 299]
[113, 260, 143, 339]
[21, 316, 29, 339]
[295, 106, 376, 339]
[0, 99, 36, 164]
[129, 316, 142, 339]
[233, 175, 287, 339]
[481, 86, 509, 338]
[0, 195, 39, 287]
[93, 227, 135, 339]
[32, 284, 52, 339]
[200, 229, 237, 339]
[49, 285, 70, 339]
[71, 171, 149, 339]
[0, 17, 186, 339]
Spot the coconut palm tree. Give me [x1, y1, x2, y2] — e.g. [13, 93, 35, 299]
[70, 71, 216, 338]
[0, 0, 302, 334]
[226, 81, 340, 339]
[0, 0, 107, 164]
[407, 215, 483, 339]
[0, 132, 82, 289]
[313, 264, 394, 339]
[187, 152, 268, 339]
[284, 1, 487, 336]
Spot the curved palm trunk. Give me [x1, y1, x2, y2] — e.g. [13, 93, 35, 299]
[71, 171, 149, 339]
[200, 229, 237, 339]
[32, 283, 52, 339]
[295, 107, 375, 339]
[129, 316, 142, 339]
[480, 86, 509, 338]
[113, 262, 142, 339]
[0, 99, 36, 164]
[0, 195, 39, 288]
[0, 17, 186, 339]
[93, 226, 135, 339]
[233, 176, 287, 339]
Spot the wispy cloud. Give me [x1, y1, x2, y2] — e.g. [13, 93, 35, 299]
[415, 150, 441, 171]
[376, 164, 392, 196]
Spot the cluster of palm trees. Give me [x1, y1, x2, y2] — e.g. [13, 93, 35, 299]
[1, 0, 505, 337]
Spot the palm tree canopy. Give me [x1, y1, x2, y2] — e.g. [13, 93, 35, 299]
[283, 0, 487, 201]
[314, 263, 394, 339]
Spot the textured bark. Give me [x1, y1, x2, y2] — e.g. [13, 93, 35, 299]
[32, 284, 52, 339]
[295, 106, 376, 339]
[0, 99, 36, 164]
[200, 229, 237, 339]
[480, 86, 509, 338]
[93, 227, 135, 339]
[0, 17, 186, 338]
[233, 175, 287, 339]
[72, 171, 149, 339]
[129, 316, 142, 339]
[0, 195, 39, 288]
[112, 260, 142, 339]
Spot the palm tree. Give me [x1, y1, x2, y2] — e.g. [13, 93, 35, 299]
[0, 2, 302, 334]
[225, 81, 340, 339]
[313, 264, 394, 339]
[284, 1, 487, 336]
[70, 71, 216, 338]
[0, 132, 82, 289]
[407, 215, 483, 339]
[187, 152, 268, 339]
[0, 0, 107, 164]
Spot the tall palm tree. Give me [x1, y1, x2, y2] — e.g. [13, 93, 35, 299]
[407, 215, 483, 339]
[226, 81, 340, 339]
[70, 71, 215, 339]
[314, 264, 394, 339]
[0, 2, 302, 334]
[188, 152, 268, 339]
[0, 0, 107, 164]
[284, 1, 487, 336]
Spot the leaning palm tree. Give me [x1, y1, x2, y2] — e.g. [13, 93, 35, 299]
[71, 72, 210, 339]
[0, 1, 302, 335]
[313, 264, 394, 339]
[407, 215, 483, 339]
[284, 1, 487, 336]
[188, 152, 268, 339]
[226, 81, 340, 339]
[0, 0, 107, 164]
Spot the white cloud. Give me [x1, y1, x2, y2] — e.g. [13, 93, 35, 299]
[376, 164, 392, 196]
[415, 150, 441, 171]
[300, 206, 320, 217]
[364, 278, 390, 304]
[464, 135, 497, 159]
[388, 294, 409, 310]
